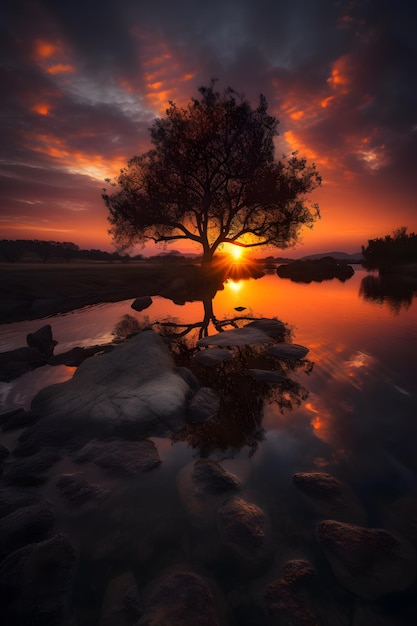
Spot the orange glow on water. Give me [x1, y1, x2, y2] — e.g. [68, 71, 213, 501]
[32, 103, 52, 115]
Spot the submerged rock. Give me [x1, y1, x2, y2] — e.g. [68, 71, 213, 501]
[197, 326, 273, 348]
[194, 347, 234, 367]
[100, 571, 142, 626]
[293, 472, 367, 525]
[187, 387, 220, 423]
[268, 343, 309, 360]
[31, 330, 193, 438]
[138, 570, 220, 626]
[316, 519, 416, 599]
[3, 450, 62, 486]
[0, 502, 54, 554]
[56, 472, 111, 508]
[73, 439, 161, 475]
[265, 559, 318, 626]
[0, 533, 76, 625]
[217, 496, 269, 569]
[244, 318, 287, 341]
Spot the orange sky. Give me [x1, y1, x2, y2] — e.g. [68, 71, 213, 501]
[1, 1, 416, 256]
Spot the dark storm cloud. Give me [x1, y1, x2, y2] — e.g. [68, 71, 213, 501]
[1, 0, 416, 248]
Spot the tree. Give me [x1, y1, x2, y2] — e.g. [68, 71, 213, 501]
[103, 82, 321, 264]
[362, 227, 417, 270]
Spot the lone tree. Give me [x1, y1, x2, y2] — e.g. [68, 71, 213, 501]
[103, 82, 321, 264]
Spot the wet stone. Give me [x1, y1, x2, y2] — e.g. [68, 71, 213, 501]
[3, 450, 62, 486]
[73, 439, 161, 475]
[267, 343, 309, 360]
[194, 347, 234, 367]
[56, 472, 111, 508]
[0, 502, 54, 554]
[187, 387, 220, 423]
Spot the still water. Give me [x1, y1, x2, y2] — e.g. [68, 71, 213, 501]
[1, 268, 417, 624]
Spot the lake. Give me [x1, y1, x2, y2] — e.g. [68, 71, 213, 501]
[1, 267, 417, 624]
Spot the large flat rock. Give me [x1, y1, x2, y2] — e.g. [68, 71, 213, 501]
[31, 330, 193, 437]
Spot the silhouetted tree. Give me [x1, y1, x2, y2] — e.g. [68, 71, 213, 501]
[103, 81, 321, 264]
[362, 227, 417, 270]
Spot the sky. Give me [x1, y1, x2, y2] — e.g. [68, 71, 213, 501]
[1, 0, 417, 257]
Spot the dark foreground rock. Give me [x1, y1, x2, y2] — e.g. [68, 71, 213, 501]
[100, 571, 142, 626]
[138, 570, 220, 626]
[26, 324, 58, 356]
[131, 295, 153, 311]
[187, 387, 220, 423]
[0, 501, 54, 554]
[0, 533, 77, 625]
[56, 472, 111, 508]
[316, 519, 416, 599]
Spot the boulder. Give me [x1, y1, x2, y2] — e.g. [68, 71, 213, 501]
[247, 369, 287, 383]
[316, 520, 416, 599]
[100, 571, 142, 626]
[131, 296, 153, 312]
[268, 343, 310, 360]
[138, 570, 220, 626]
[3, 450, 62, 486]
[0, 502, 54, 554]
[194, 347, 234, 367]
[73, 439, 161, 475]
[0, 347, 48, 381]
[177, 459, 241, 529]
[217, 496, 269, 569]
[0, 533, 76, 625]
[197, 326, 273, 348]
[0, 487, 49, 518]
[265, 559, 318, 626]
[187, 387, 220, 423]
[245, 318, 287, 341]
[293, 472, 367, 525]
[26, 323, 58, 356]
[56, 472, 111, 508]
[31, 330, 193, 438]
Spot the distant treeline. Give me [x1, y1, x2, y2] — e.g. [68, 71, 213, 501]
[362, 227, 417, 270]
[0, 239, 143, 263]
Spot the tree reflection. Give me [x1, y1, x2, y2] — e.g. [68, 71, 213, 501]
[359, 273, 417, 313]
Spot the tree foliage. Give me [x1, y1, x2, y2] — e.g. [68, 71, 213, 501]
[103, 82, 321, 263]
[362, 227, 417, 270]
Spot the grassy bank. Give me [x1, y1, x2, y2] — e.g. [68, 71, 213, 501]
[0, 261, 202, 323]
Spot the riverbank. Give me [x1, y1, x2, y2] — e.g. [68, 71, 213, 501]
[0, 261, 215, 323]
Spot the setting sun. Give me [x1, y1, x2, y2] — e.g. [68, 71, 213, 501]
[223, 243, 244, 261]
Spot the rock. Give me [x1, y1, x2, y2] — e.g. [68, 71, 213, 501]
[56, 472, 111, 508]
[234, 306, 246, 312]
[277, 257, 355, 283]
[316, 520, 416, 599]
[50, 344, 114, 366]
[73, 439, 161, 474]
[138, 570, 220, 626]
[3, 450, 62, 486]
[26, 323, 58, 356]
[293, 472, 367, 525]
[247, 369, 287, 383]
[265, 559, 318, 626]
[131, 296, 153, 311]
[31, 330, 192, 438]
[194, 347, 234, 367]
[217, 496, 269, 568]
[177, 459, 241, 529]
[0, 443, 10, 463]
[0, 533, 76, 625]
[245, 318, 287, 341]
[268, 343, 309, 360]
[197, 326, 274, 348]
[0, 487, 49, 518]
[0, 502, 54, 554]
[187, 387, 220, 423]
[100, 571, 142, 626]
[0, 347, 48, 381]
[1, 408, 39, 431]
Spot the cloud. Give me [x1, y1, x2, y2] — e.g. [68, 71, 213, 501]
[1, 0, 416, 251]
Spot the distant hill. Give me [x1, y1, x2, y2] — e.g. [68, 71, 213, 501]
[299, 251, 363, 263]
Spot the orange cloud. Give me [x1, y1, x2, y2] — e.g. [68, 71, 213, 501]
[32, 38, 77, 77]
[327, 55, 352, 94]
[32, 103, 52, 115]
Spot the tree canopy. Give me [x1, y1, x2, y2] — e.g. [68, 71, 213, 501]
[103, 82, 322, 264]
[362, 227, 417, 270]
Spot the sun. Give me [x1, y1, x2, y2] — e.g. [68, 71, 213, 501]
[225, 243, 244, 261]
